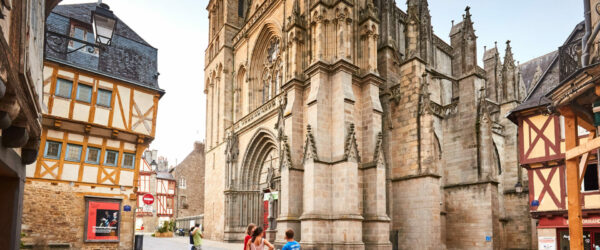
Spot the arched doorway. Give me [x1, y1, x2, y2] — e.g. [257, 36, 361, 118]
[224, 129, 280, 239]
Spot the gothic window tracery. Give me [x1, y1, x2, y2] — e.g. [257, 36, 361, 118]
[261, 38, 282, 104]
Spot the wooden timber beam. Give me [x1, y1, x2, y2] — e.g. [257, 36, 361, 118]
[566, 135, 600, 160]
[560, 106, 584, 250]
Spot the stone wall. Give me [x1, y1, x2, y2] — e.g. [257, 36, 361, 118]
[502, 192, 533, 249]
[444, 183, 498, 250]
[173, 142, 206, 219]
[22, 181, 136, 250]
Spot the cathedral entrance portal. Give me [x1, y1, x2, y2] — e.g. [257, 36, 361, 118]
[224, 130, 280, 241]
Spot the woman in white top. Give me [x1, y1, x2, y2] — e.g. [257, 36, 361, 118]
[246, 226, 274, 250]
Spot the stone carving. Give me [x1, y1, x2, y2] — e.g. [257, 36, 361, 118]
[344, 123, 361, 163]
[225, 132, 239, 163]
[389, 84, 401, 104]
[266, 165, 275, 190]
[418, 73, 432, 115]
[428, 101, 458, 118]
[279, 135, 293, 170]
[374, 132, 385, 168]
[359, 0, 378, 23]
[286, 0, 305, 31]
[274, 92, 287, 141]
[302, 125, 318, 163]
[233, 0, 277, 44]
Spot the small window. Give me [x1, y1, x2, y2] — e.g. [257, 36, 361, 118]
[85, 147, 100, 164]
[180, 196, 187, 208]
[104, 150, 118, 166]
[55, 78, 73, 98]
[65, 144, 83, 162]
[179, 178, 186, 189]
[44, 141, 62, 159]
[97, 89, 112, 107]
[123, 153, 135, 169]
[583, 164, 599, 191]
[76, 84, 93, 103]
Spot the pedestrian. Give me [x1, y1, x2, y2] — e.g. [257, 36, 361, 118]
[282, 229, 300, 250]
[244, 223, 256, 250]
[191, 223, 203, 250]
[189, 225, 196, 250]
[246, 227, 274, 250]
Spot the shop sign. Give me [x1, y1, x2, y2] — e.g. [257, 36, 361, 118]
[84, 198, 121, 242]
[538, 236, 556, 250]
[539, 215, 600, 228]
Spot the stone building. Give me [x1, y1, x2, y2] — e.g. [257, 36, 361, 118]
[203, 0, 532, 249]
[21, 2, 164, 249]
[172, 141, 206, 230]
[0, 1, 60, 249]
[135, 150, 176, 233]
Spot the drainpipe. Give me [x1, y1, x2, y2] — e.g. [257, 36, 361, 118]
[582, 0, 592, 67]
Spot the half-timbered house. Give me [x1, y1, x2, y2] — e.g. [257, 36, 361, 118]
[509, 5, 600, 247]
[135, 150, 176, 233]
[21, 3, 163, 249]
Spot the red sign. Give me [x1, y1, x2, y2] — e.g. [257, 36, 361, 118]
[539, 215, 600, 228]
[142, 194, 154, 205]
[85, 199, 120, 242]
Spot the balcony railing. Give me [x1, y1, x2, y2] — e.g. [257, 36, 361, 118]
[559, 37, 582, 81]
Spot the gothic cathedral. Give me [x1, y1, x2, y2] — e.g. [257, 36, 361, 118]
[204, 0, 532, 249]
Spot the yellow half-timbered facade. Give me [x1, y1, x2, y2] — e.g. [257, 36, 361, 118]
[21, 3, 164, 250]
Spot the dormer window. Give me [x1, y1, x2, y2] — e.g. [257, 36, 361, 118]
[69, 22, 99, 55]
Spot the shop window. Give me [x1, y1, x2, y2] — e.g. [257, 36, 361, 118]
[583, 163, 600, 191]
[122, 153, 135, 169]
[97, 89, 112, 107]
[65, 144, 83, 162]
[55, 78, 73, 98]
[85, 147, 100, 164]
[44, 141, 62, 159]
[76, 84, 93, 103]
[104, 150, 119, 166]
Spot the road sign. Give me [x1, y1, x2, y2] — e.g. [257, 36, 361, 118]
[142, 194, 154, 205]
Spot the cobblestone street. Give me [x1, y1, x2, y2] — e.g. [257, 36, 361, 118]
[142, 235, 241, 250]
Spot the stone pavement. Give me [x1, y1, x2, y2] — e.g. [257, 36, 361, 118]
[142, 235, 242, 250]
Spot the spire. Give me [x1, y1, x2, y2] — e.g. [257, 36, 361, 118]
[503, 40, 515, 68]
[292, 0, 300, 15]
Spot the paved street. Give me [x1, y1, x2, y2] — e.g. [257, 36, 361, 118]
[143, 235, 242, 250]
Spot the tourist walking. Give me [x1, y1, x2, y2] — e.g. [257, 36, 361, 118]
[282, 229, 300, 250]
[244, 223, 256, 250]
[246, 227, 274, 250]
[191, 224, 203, 250]
[189, 225, 196, 250]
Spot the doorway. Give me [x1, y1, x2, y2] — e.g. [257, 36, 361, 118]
[558, 228, 600, 250]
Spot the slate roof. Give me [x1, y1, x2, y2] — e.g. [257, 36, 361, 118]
[46, 3, 163, 93]
[156, 171, 175, 180]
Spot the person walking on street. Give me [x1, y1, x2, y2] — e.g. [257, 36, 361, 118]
[192, 224, 203, 250]
[244, 223, 256, 250]
[189, 225, 196, 250]
[246, 227, 274, 250]
[282, 229, 300, 250]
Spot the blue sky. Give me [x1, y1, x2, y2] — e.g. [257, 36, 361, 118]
[58, 0, 582, 165]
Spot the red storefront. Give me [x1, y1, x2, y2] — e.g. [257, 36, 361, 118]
[538, 214, 600, 249]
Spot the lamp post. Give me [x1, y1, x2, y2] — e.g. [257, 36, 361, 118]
[514, 181, 523, 193]
[45, 1, 117, 54]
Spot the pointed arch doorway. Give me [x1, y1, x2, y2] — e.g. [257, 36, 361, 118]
[224, 129, 280, 241]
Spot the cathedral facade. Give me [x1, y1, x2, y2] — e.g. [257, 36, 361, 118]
[203, 0, 533, 249]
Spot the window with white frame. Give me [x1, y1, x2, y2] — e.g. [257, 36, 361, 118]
[179, 178, 186, 189]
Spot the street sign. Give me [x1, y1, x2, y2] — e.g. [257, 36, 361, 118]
[142, 194, 154, 205]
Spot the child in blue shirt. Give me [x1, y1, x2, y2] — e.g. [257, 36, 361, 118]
[282, 229, 300, 250]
